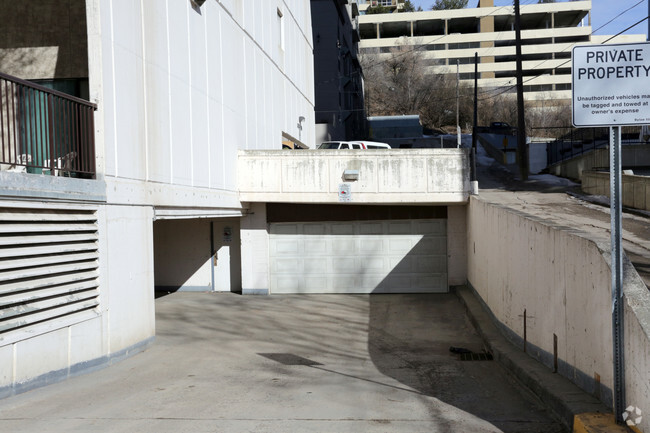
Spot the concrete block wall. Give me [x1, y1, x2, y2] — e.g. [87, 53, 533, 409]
[467, 195, 650, 431]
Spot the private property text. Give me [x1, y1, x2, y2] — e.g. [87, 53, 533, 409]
[577, 48, 650, 80]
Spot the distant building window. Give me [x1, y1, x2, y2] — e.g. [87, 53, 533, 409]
[524, 84, 553, 93]
[449, 57, 474, 65]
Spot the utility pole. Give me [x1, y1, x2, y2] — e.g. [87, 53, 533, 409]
[456, 59, 461, 148]
[514, 0, 528, 180]
[471, 52, 478, 194]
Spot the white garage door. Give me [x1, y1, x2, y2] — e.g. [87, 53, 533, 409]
[269, 219, 447, 294]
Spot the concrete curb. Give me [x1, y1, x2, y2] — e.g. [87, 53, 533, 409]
[454, 285, 611, 431]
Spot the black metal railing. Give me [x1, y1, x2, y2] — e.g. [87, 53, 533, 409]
[536, 126, 643, 167]
[0, 72, 96, 178]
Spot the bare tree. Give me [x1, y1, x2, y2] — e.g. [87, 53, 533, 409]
[478, 90, 572, 137]
[361, 39, 474, 130]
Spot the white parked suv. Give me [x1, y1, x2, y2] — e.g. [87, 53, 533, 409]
[317, 141, 391, 150]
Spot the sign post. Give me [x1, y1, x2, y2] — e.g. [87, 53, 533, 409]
[572, 42, 650, 424]
[609, 125, 625, 425]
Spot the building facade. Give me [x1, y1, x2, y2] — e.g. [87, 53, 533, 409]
[358, 0, 645, 106]
[0, 0, 314, 397]
[311, 0, 367, 143]
[358, 0, 405, 14]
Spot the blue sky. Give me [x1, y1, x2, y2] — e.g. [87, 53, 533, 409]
[409, 0, 649, 39]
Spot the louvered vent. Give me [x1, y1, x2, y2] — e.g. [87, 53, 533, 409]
[0, 205, 99, 343]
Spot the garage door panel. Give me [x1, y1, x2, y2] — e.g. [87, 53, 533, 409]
[269, 219, 447, 294]
[331, 223, 354, 235]
[363, 257, 386, 271]
[304, 258, 324, 273]
[358, 274, 385, 288]
[332, 239, 356, 253]
[417, 256, 446, 272]
[389, 256, 415, 273]
[387, 221, 412, 234]
[304, 239, 328, 254]
[359, 239, 384, 253]
[332, 257, 359, 273]
[273, 239, 301, 254]
[274, 275, 302, 291]
[416, 220, 445, 234]
[271, 257, 301, 273]
[305, 276, 328, 291]
[331, 275, 359, 289]
[304, 224, 327, 235]
[389, 238, 414, 253]
[411, 238, 442, 254]
[359, 222, 383, 234]
[378, 275, 411, 289]
[273, 224, 300, 235]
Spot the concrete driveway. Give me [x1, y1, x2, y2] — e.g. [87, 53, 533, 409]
[0, 292, 566, 433]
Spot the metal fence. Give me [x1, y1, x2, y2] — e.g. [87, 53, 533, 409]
[534, 126, 643, 167]
[0, 72, 96, 178]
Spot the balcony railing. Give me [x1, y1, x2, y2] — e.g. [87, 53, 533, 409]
[0, 72, 96, 178]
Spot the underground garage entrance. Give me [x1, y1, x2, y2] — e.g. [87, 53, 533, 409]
[266, 204, 449, 294]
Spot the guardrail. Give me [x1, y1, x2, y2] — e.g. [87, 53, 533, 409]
[537, 126, 643, 167]
[0, 72, 97, 178]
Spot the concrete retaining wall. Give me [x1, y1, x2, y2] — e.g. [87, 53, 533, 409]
[238, 149, 470, 204]
[582, 170, 650, 212]
[467, 196, 650, 430]
[548, 144, 650, 182]
[477, 134, 517, 166]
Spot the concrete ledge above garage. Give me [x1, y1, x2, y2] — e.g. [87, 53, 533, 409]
[238, 149, 471, 205]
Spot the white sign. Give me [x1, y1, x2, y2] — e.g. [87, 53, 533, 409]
[338, 183, 351, 202]
[572, 42, 650, 127]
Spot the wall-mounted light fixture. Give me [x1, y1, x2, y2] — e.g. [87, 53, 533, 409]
[343, 169, 359, 181]
[297, 116, 305, 141]
[194, 0, 206, 6]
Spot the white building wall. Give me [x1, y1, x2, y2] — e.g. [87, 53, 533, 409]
[90, 0, 315, 355]
[0, 0, 314, 397]
[99, 0, 315, 192]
